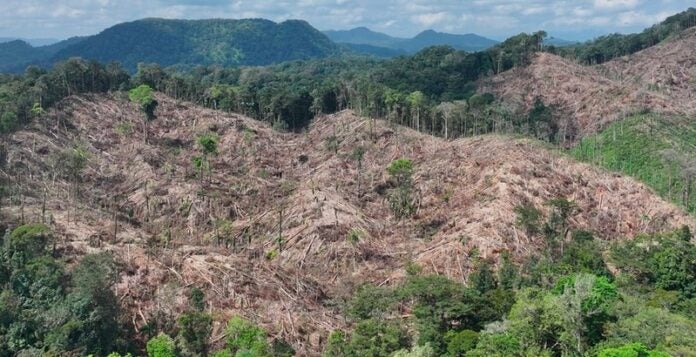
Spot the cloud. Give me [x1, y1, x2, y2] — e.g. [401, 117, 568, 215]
[411, 12, 449, 27]
[0, 0, 691, 41]
[593, 0, 641, 10]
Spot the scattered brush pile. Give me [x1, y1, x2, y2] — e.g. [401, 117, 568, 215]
[479, 28, 696, 139]
[1, 93, 693, 354]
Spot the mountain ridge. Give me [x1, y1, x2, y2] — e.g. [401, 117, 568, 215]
[324, 26, 500, 54]
[0, 18, 341, 72]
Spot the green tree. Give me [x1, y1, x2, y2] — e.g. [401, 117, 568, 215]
[469, 259, 498, 294]
[386, 159, 416, 218]
[498, 252, 518, 290]
[407, 91, 425, 131]
[324, 330, 348, 357]
[178, 311, 212, 356]
[147, 333, 178, 357]
[466, 333, 522, 357]
[445, 330, 478, 356]
[514, 202, 542, 237]
[597, 343, 669, 357]
[65, 253, 122, 355]
[343, 319, 410, 357]
[195, 132, 219, 181]
[349, 284, 397, 320]
[128, 84, 158, 140]
[399, 275, 492, 354]
[224, 316, 270, 357]
[190, 288, 206, 312]
[2, 224, 52, 269]
[392, 343, 436, 357]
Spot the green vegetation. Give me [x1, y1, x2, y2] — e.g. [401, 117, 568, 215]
[571, 114, 696, 212]
[129, 84, 158, 121]
[0, 18, 340, 72]
[0, 224, 130, 356]
[146, 333, 177, 357]
[557, 8, 696, 64]
[386, 159, 416, 218]
[193, 132, 219, 180]
[319, 221, 696, 356]
[0, 58, 130, 134]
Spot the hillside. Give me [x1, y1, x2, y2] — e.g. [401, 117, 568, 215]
[0, 18, 340, 72]
[324, 27, 499, 55]
[340, 43, 409, 58]
[478, 27, 696, 215]
[0, 37, 60, 46]
[324, 27, 405, 48]
[479, 27, 696, 140]
[571, 113, 696, 212]
[0, 36, 85, 72]
[1, 93, 692, 354]
[401, 30, 498, 52]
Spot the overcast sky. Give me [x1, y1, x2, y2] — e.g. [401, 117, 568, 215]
[0, 0, 694, 41]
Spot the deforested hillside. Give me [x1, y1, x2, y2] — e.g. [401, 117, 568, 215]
[1, 93, 692, 354]
[600, 27, 696, 100]
[479, 27, 696, 141]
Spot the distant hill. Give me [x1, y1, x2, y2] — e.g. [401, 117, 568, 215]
[401, 30, 498, 52]
[324, 27, 404, 48]
[0, 37, 60, 46]
[340, 43, 408, 58]
[0, 18, 340, 73]
[324, 27, 499, 55]
[545, 36, 578, 47]
[0, 37, 85, 72]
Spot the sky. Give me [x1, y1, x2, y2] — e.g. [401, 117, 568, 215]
[0, 0, 694, 41]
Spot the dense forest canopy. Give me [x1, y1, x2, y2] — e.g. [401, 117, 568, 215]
[0, 18, 342, 73]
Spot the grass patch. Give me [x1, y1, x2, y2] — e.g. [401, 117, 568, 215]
[570, 114, 696, 212]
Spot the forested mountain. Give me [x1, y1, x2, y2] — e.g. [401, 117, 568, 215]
[544, 36, 577, 47]
[0, 37, 59, 46]
[325, 27, 499, 55]
[401, 30, 499, 52]
[324, 26, 405, 48]
[0, 18, 340, 73]
[340, 43, 409, 58]
[51, 18, 340, 71]
[0, 36, 84, 72]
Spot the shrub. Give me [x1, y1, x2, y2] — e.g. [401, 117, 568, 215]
[178, 312, 212, 356]
[514, 202, 542, 237]
[224, 316, 270, 356]
[146, 333, 177, 357]
[597, 343, 669, 357]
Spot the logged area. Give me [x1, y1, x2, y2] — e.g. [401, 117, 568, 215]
[1, 93, 694, 354]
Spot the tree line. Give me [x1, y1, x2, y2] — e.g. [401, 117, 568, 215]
[3, 8, 695, 141]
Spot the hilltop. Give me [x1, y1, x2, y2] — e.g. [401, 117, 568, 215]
[2, 93, 692, 353]
[479, 27, 696, 139]
[0, 18, 340, 72]
[0, 37, 84, 72]
[324, 27, 499, 55]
